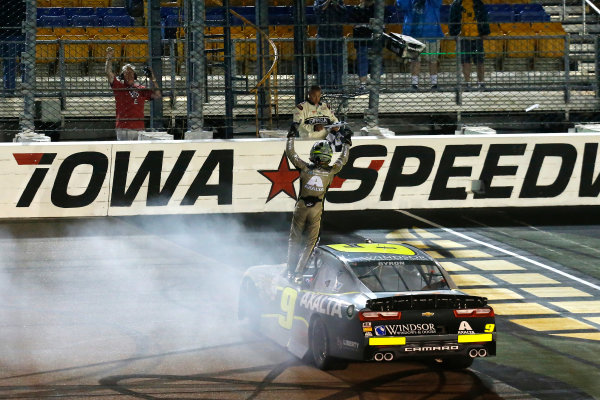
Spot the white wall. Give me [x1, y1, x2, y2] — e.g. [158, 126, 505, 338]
[1, 133, 599, 218]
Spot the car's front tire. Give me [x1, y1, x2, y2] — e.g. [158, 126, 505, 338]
[310, 317, 335, 370]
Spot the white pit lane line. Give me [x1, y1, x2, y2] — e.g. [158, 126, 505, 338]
[397, 210, 600, 292]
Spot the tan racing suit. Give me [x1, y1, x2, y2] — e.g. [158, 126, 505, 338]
[286, 136, 350, 275]
[292, 100, 339, 139]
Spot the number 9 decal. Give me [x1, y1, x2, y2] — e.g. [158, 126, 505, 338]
[484, 324, 495, 333]
[279, 287, 298, 330]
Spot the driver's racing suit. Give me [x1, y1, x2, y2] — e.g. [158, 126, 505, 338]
[286, 136, 350, 276]
[292, 99, 338, 139]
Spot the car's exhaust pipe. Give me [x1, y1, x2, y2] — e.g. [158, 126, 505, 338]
[469, 348, 479, 358]
[478, 348, 487, 357]
[383, 352, 394, 361]
[374, 352, 384, 362]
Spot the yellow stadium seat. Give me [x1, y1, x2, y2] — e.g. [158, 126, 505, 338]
[36, 35, 58, 64]
[501, 23, 535, 58]
[53, 27, 86, 38]
[205, 26, 223, 63]
[484, 23, 504, 58]
[531, 22, 566, 58]
[86, 27, 120, 38]
[91, 34, 123, 61]
[61, 34, 90, 63]
[123, 34, 148, 63]
[118, 27, 149, 37]
[80, 0, 110, 6]
[37, 27, 54, 36]
[51, 0, 80, 7]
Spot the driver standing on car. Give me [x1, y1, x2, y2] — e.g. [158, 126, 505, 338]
[293, 85, 340, 139]
[285, 122, 352, 282]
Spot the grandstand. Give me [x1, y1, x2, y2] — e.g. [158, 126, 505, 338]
[0, 0, 598, 140]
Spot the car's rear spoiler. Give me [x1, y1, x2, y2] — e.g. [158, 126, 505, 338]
[366, 294, 489, 311]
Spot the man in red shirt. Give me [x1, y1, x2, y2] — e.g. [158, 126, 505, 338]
[105, 47, 162, 140]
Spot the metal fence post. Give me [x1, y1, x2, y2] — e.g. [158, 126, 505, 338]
[21, 0, 36, 133]
[256, 0, 271, 130]
[594, 35, 600, 98]
[58, 40, 66, 111]
[222, 0, 234, 138]
[365, 0, 384, 128]
[186, 0, 205, 132]
[148, 0, 163, 131]
[293, 0, 306, 105]
[455, 37, 462, 106]
[564, 34, 570, 103]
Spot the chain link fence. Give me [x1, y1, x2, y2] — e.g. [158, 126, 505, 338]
[0, 0, 598, 141]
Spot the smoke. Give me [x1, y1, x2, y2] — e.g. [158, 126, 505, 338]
[0, 213, 290, 381]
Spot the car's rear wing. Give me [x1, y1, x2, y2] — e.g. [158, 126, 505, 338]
[366, 294, 489, 311]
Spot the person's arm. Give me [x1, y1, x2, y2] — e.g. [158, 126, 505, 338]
[331, 142, 350, 174]
[286, 131, 309, 170]
[105, 47, 115, 85]
[147, 67, 162, 99]
[293, 104, 311, 138]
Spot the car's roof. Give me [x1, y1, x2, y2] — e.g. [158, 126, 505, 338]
[320, 243, 434, 263]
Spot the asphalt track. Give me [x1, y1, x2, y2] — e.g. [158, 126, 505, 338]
[1, 207, 599, 399]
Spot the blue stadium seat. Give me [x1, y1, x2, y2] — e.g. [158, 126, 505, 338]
[160, 6, 180, 19]
[487, 10, 515, 22]
[64, 7, 95, 20]
[163, 14, 179, 39]
[71, 14, 100, 26]
[230, 6, 255, 25]
[96, 7, 129, 21]
[103, 15, 134, 26]
[519, 10, 550, 22]
[38, 15, 69, 27]
[268, 6, 293, 25]
[206, 7, 224, 27]
[513, 4, 545, 15]
[37, 8, 65, 18]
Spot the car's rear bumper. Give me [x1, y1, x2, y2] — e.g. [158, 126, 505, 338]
[364, 333, 497, 361]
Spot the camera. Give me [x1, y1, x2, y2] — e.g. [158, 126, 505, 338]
[142, 66, 152, 77]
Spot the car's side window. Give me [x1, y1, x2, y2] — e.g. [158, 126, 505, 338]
[313, 253, 355, 293]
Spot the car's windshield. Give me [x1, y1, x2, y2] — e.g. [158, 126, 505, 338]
[351, 260, 450, 292]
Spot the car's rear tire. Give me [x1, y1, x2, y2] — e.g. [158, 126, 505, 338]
[310, 317, 335, 370]
[238, 279, 260, 327]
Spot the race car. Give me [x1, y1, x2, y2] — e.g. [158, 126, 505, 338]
[238, 242, 496, 370]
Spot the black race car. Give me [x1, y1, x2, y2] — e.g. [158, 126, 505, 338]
[238, 242, 496, 370]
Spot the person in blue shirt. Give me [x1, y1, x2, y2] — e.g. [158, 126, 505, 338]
[397, 0, 444, 90]
[314, 0, 346, 92]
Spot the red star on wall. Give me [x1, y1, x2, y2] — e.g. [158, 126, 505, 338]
[259, 153, 300, 202]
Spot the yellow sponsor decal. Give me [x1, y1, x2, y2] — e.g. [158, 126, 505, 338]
[458, 334, 493, 343]
[369, 337, 407, 346]
[363, 327, 372, 332]
[327, 243, 415, 255]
